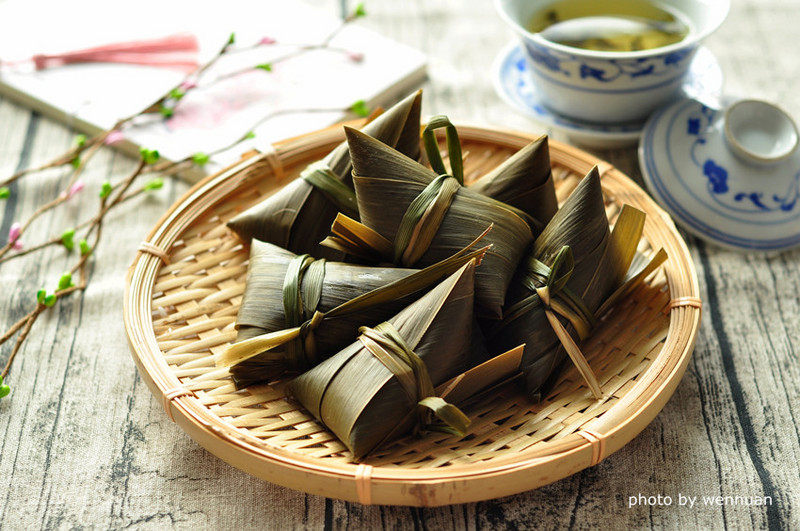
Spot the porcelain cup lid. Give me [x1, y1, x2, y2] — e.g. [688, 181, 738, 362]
[639, 97, 800, 252]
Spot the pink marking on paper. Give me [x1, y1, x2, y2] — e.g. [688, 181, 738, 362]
[167, 75, 277, 130]
[347, 51, 365, 63]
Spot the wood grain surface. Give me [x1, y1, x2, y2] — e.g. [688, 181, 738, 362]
[1, 0, 798, 528]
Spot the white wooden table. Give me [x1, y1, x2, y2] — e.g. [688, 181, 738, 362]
[1, 0, 799, 528]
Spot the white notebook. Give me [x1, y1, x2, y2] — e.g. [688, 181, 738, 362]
[0, 0, 426, 179]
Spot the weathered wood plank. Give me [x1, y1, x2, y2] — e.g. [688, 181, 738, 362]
[1, 0, 799, 528]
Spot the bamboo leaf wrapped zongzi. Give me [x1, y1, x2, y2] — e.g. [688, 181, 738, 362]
[321, 127, 535, 318]
[288, 261, 480, 459]
[220, 239, 490, 387]
[226, 90, 423, 258]
[469, 135, 558, 232]
[487, 167, 667, 398]
[349, 116, 558, 232]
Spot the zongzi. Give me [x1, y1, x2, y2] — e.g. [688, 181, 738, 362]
[469, 135, 558, 232]
[226, 90, 422, 258]
[488, 167, 666, 398]
[288, 261, 479, 459]
[220, 239, 489, 387]
[350, 116, 558, 232]
[322, 127, 534, 318]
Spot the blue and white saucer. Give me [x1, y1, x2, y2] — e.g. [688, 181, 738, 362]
[493, 43, 723, 149]
[640, 97, 800, 252]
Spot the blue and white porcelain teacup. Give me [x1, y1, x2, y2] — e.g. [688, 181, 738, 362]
[495, 0, 730, 123]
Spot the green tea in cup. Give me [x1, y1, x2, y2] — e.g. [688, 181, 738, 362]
[527, 0, 691, 52]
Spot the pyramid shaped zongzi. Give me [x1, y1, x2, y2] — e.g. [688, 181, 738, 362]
[345, 127, 533, 318]
[230, 241, 416, 386]
[347, 122, 558, 232]
[222, 239, 487, 387]
[227, 90, 423, 258]
[289, 261, 478, 459]
[489, 168, 644, 397]
[470, 135, 558, 231]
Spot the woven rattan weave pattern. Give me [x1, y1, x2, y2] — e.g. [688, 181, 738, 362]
[124, 125, 700, 506]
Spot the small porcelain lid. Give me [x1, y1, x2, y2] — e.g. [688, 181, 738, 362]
[639, 97, 800, 252]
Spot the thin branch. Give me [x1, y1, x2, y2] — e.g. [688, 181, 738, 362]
[0, 160, 147, 379]
[0, 195, 68, 260]
[0, 10, 364, 387]
[0, 236, 61, 263]
[0, 311, 36, 347]
[205, 45, 322, 85]
[0, 307, 42, 380]
[0, 138, 102, 189]
[177, 21, 356, 96]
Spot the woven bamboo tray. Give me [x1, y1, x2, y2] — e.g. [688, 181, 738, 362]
[124, 123, 701, 506]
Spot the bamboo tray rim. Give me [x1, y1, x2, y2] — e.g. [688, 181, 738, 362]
[123, 123, 701, 502]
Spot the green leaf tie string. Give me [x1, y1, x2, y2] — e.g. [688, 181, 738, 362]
[500, 246, 603, 398]
[322, 116, 533, 263]
[282, 254, 327, 370]
[422, 115, 464, 185]
[301, 161, 359, 218]
[393, 174, 461, 266]
[524, 246, 597, 339]
[421, 115, 538, 228]
[358, 322, 471, 436]
[220, 246, 487, 374]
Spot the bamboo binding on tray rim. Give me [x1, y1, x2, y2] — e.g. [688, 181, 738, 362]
[123, 121, 702, 506]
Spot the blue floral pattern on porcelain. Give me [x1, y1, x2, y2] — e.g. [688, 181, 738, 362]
[519, 40, 700, 122]
[495, 0, 730, 123]
[639, 97, 800, 251]
[687, 105, 800, 213]
[525, 42, 693, 83]
[492, 43, 722, 148]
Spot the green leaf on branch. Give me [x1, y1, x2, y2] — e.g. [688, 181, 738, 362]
[71, 157, 82, 169]
[75, 134, 87, 148]
[244, 131, 256, 140]
[191, 152, 210, 166]
[61, 229, 75, 251]
[139, 148, 160, 165]
[144, 178, 164, 191]
[227, 32, 236, 46]
[256, 63, 273, 72]
[0, 187, 9, 199]
[58, 272, 74, 291]
[0, 383, 9, 398]
[79, 239, 91, 256]
[38, 288, 57, 306]
[99, 181, 112, 199]
[350, 99, 371, 117]
[159, 105, 174, 118]
[169, 88, 185, 100]
[353, 2, 366, 17]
